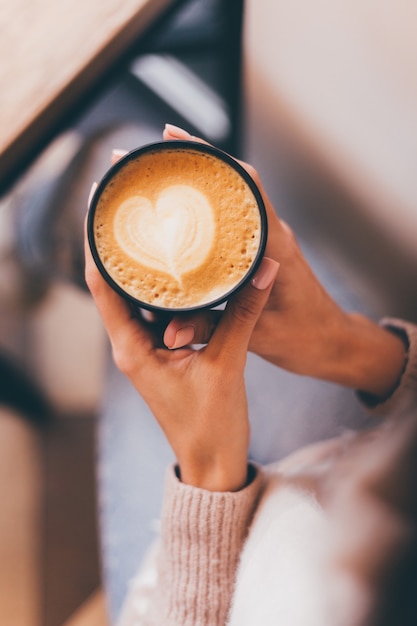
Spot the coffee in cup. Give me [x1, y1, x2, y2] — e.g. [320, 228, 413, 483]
[88, 141, 267, 312]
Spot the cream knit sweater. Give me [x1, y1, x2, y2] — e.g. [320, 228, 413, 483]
[118, 319, 417, 626]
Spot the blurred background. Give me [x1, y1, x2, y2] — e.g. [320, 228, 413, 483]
[0, 0, 416, 624]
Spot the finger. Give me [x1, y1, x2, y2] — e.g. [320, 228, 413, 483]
[207, 257, 280, 364]
[88, 182, 98, 209]
[111, 148, 128, 165]
[84, 208, 154, 365]
[163, 310, 222, 349]
[88, 152, 128, 212]
[163, 123, 209, 145]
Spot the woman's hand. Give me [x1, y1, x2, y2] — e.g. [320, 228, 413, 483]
[161, 125, 347, 373]
[162, 125, 406, 400]
[85, 220, 278, 491]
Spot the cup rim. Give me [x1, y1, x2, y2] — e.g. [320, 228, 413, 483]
[87, 140, 268, 313]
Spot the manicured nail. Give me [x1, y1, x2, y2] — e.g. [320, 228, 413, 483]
[169, 325, 195, 349]
[111, 148, 128, 164]
[88, 182, 98, 208]
[164, 124, 192, 139]
[251, 258, 280, 290]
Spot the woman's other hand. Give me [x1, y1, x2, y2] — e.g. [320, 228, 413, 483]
[162, 125, 406, 400]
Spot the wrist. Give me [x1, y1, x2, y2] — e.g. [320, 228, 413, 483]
[178, 453, 249, 492]
[321, 312, 407, 397]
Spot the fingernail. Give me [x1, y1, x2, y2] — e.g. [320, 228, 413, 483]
[140, 308, 156, 323]
[169, 325, 195, 349]
[88, 182, 98, 208]
[164, 123, 192, 139]
[111, 148, 128, 164]
[251, 258, 280, 290]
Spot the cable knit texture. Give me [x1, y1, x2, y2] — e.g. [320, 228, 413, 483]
[145, 464, 263, 626]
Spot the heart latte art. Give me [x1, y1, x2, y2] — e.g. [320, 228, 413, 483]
[91, 146, 264, 310]
[114, 185, 215, 283]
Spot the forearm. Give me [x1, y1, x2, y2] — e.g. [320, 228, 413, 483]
[319, 313, 407, 397]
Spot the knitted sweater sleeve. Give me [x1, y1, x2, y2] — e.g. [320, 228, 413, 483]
[357, 318, 417, 415]
[121, 463, 263, 626]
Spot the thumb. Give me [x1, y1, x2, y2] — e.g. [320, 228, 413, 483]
[163, 123, 210, 145]
[207, 257, 279, 362]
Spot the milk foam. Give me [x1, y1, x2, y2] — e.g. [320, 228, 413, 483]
[114, 185, 215, 283]
[93, 148, 263, 309]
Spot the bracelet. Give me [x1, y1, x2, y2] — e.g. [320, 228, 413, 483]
[357, 324, 410, 408]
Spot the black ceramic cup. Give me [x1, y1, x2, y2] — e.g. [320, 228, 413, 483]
[87, 140, 267, 313]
